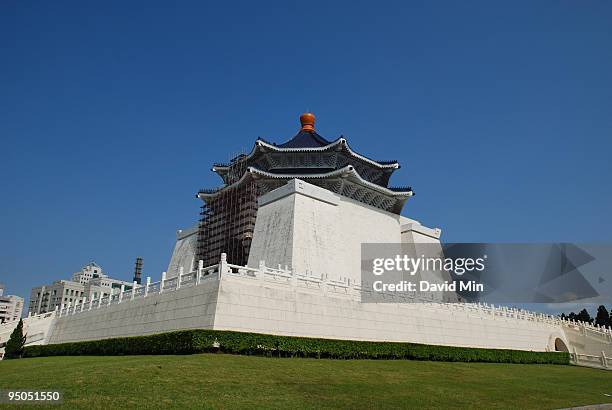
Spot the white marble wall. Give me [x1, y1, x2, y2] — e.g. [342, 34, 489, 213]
[48, 277, 220, 343]
[0, 312, 56, 358]
[214, 273, 566, 352]
[248, 179, 405, 283]
[246, 184, 297, 272]
[39, 265, 612, 358]
[166, 226, 198, 278]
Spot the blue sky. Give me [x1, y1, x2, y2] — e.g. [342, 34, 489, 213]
[1, 1, 611, 306]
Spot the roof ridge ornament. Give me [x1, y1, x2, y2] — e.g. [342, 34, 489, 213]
[299, 112, 316, 132]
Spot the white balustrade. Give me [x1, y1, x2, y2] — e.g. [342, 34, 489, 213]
[45, 254, 612, 343]
[160, 272, 166, 294]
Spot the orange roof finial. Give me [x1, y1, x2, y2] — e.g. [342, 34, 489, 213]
[300, 112, 315, 132]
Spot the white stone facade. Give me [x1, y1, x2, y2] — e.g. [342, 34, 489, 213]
[0, 311, 55, 359]
[248, 179, 406, 284]
[16, 178, 612, 369]
[166, 226, 198, 278]
[41, 259, 612, 366]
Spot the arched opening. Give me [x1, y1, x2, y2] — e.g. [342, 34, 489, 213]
[554, 338, 569, 352]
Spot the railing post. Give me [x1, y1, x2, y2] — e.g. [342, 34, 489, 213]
[160, 272, 166, 294]
[107, 292, 112, 306]
[602, 351, 608, 368]
[177, 267, 183, 289]
[131, 281, 137, 300]
[219, 253, 227, 278]
[196, 260, 203, 285]
[118, 285, 125, 303]
[89, 297, 93, 311]
[145, 277, 151, 297]
[58, 304, 63, 318]
[81, 297, 87, 313]
[292, 268, 298, 287]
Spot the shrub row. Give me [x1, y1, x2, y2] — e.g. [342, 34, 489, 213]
[23, 329, 570, 365]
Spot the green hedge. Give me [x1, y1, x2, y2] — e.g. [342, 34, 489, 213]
[23, 329, 569, 365]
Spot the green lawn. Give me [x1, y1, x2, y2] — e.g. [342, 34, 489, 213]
[0, 354, 610, 409]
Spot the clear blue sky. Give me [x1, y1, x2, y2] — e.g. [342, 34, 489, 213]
[1, 1, 611, 303]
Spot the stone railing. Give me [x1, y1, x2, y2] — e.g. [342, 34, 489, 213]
[57, 261, 222, 318]
[54, 253, 612, 341]
[571, 350, 611, 370]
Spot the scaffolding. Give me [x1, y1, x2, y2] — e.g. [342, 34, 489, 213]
[196, 153, 259, 267]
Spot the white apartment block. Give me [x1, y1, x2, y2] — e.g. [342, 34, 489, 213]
[28, 262, 135, 315]
[28, 280, 85, 315]
[0, 284, 24, 324]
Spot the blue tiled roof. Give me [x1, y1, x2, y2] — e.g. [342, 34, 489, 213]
[277, 130, 331, 148]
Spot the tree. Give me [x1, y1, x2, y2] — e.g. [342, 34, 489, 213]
[4, 319, 26, 359]
[595, 305, 610, 327]
[576, 308, 593, 324]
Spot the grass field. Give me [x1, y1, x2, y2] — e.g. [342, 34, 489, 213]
[0, 354, 610, 409]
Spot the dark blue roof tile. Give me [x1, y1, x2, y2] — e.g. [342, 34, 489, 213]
[277, 130, 331, 148]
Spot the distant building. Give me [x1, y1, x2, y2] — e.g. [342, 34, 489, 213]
[28, 280, 85, 315]
[71, 261, 104, 284]
[27, 262, 134, 315]
[0, 284, 24, 324]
